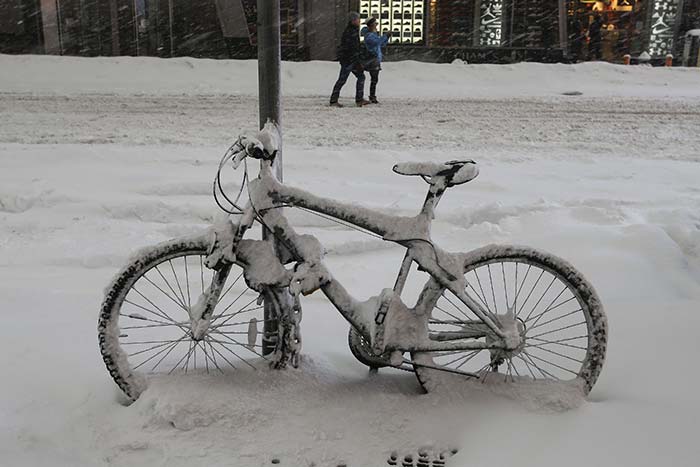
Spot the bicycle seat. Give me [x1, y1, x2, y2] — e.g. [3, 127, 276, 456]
[392, 160, 479, 187]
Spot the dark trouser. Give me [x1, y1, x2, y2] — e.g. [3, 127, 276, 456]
[369, 69, 380, 100]
[589, 40, 602, 61]
[330, 63, 365, 103]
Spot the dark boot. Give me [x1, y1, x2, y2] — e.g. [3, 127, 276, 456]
[370, 97, 379, 104]
[330, 102, 344, 108]
[356, 99, 371, 107]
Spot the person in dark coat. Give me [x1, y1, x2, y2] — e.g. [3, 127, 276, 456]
[329, 12, 369, 108]
[570, 16, 585, 63]
[588, 13, 604, 61]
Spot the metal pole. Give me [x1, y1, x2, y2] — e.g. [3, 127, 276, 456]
[257, 0, 286, 357]
[257, 0, 282, 168]
[168, 0, 174, 57]
[133, 0, 140, 56]
[558, 0, 567, 53]
[109, 0, 120, 55]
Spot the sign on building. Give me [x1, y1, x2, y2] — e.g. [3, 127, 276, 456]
[359, 0, 425, 44]
[648, 0, 681, 57]
[478, 0, 504, 46]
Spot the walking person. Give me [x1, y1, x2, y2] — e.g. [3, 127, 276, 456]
[330, 12, 369, 108]
[588, 13, 604, 61]
[361, 18, 391, 104]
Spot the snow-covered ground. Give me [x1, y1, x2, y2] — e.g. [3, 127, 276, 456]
[1, 55, 700, 467]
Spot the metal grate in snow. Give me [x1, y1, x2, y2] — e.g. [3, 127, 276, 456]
[386, 448, 458, 466]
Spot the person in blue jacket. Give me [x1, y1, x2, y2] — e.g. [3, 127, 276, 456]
[361, 17, 391, 104]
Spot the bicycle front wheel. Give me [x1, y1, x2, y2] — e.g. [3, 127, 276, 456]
[412, 245, 607, 395]
[98, 236, 275, 401]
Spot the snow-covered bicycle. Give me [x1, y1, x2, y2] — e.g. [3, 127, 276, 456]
[99, 124, 607, 401]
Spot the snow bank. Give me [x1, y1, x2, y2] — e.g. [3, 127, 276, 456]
[2, 53, 700, 98]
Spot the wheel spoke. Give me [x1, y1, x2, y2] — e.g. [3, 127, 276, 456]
[527, 296, 578, 327]
[213, 318, 276, 328]
[210, 296, 260, 330]
[510, 358, 521, 378]
[143, 273, 188, 312]
[455, 350, 482, 370]
[523, 275, 557, 321]
[207, 337, 258, 370]
[184, 256, 192, 309]
[212, 289, 255, 322]
[527, 286, 568, 327]
[515, 354, 538, 379]
[528, 321, 587, 340]
[465, 281, 494, 317]
[193, 342, 197, 370]
[198, 342, 210, 373]
[168, 259, 188, 308]
[131, 287, 181, 326]
[212, 305, 264, 322]
[150, 340, 185, 372]
[133, 336, 187, 370]
[205, 339, 224, 374]
[121, 339, 184, 345]
[442, 294, 469, 319]
[205, 337, 238, 370]
[434, 304, 469, 324]
[121, 321, 186, 330]
[153, 265, 188, 310]
[528, 307, 583, 333]
[128, 340, 180, 357]
[527, 335, 588, 351]
[521, 350, 560, 380]
[472, 270, 493, 315]
[526, 350, 579, 377]
[504, 358, 513, 382]
[487, 264, 498, 314]
[528, 344, 584, 365]
[516, 269, 545, 317]
[185, 340, 196, 373]
[124, 295, 177, 325]
[210, 331, 264, 351]
[501, 262, 509, 310]
[441, 350, 480, 367]
[119, 311, 173, 326]
[169, 340, 195, 375]
[476, 362, 492, 382]
[513, 263, 532, 311]
[216, 271, 244, 305]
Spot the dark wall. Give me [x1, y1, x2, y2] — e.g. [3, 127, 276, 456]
[0, 0, 44, 54]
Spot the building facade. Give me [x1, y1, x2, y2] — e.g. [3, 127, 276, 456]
[1, 0, 699, 62]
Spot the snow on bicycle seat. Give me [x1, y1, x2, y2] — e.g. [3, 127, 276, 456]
[392, 160, 479, 187]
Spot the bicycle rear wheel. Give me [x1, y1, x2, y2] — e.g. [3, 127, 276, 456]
[412, 245, 607, 395]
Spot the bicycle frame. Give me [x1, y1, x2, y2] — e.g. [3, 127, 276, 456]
[211, 160, 514, 355]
